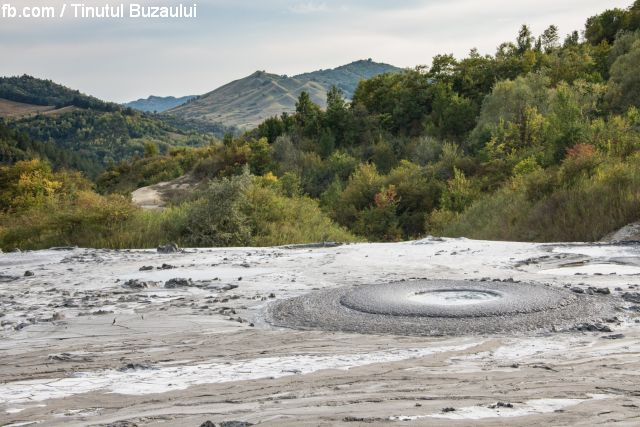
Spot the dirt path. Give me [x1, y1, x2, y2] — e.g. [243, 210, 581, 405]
[131, 174, 198, 210]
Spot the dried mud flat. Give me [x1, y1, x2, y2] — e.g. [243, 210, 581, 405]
[1, 239, 639, 426]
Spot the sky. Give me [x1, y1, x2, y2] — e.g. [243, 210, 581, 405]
[0, 0, 634, 102]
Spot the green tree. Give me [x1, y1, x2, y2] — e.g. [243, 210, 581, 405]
[143, 141, 159, 158]
[517, 25, 534, 53]
[295, 91, 321, 136]
[540, 25, 560, 53]
[324, 86, 352, 147]
[585, 8, 627, 45]
[606, 40, 640, 112]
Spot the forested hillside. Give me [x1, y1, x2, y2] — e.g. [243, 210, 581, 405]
[2, 1, 640, 250]
[0, 76, 219, 178]
[0, 75, 118, 111]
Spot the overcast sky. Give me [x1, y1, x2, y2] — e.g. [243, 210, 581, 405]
[0, 0, 633, 102]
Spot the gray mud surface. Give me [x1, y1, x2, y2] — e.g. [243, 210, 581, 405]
[267, 280, 616, 335]
[0, 239, 639, 426]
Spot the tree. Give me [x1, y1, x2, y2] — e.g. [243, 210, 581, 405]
[517, 25, 534, 54]
[295, 91, 321, 136]
[440, 167, 477, 213]
[564, 31, 580, 48]
[540, 25, 560, 53]
[256, 116, 284, 144]
[247, 137, 272, 175]
[584, 8, 626, 45]
[324, 86, 352, 147]
[428, 54, 458, 85]
[470, 73, 551, 153]
[425, 83, 477, 142]
[605, 41, 640, 112]
[143, 141, 159, 157]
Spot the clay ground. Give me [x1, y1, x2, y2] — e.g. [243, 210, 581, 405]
[1, 239, 639, 426]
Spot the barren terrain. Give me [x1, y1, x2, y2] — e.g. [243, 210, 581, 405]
[1, 239, 639, 426]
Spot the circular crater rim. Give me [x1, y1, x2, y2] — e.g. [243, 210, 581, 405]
[338, 280, 575, 318]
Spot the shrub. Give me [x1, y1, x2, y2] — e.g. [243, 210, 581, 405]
[183, 173, 252, 247]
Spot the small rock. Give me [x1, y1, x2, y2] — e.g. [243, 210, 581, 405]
[157, 243, 180, 254]
[622, 292, 640, 303]
[118, 362, 154, 372]
[268, 293, 276, 299]
[139, 266, 154, 271]
[24, 270, 35, 277]
[52, 312, 65, 321]
[596, 287, 611, 295]
[122, 279, 154, 289]
[489, 402, 514, 409]
[442, 407, 456, 413]
[575, 323, 613, 333]
[570, 287, 584, 294]
[159, 263, 176, 270]
[164, 278, 194, 288]
[222, 284, 239, 291]
[601, 334, 625, 340]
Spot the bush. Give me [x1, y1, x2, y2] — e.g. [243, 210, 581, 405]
[433, 156, 640, 242]
[244, 180, 356, 246]
[183, 173, 253, 247]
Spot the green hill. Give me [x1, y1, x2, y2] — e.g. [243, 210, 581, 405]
[0, 74, 118, 111]
[0, 76, 216, 177]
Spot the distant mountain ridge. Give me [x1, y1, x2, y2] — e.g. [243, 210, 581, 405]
[168, 59, 402, 129]
[125, 95, 196, 113]
[293, 59, 402, 99]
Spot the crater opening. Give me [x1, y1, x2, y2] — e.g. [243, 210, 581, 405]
[409, 289, 501, 306]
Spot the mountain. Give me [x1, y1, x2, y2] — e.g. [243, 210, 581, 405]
[125, 95, 196, 113]
[294, 59, 403, 99]
[168, 71, 327, 130]
[168, 59, 402, 129]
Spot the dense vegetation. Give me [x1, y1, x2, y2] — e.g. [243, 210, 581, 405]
[0, 75, 118, 110]
[2, 1, 640, 249]
[0, 75, 225, 178]
[9, 109, 215, 177]
[0, 159, 355, 249]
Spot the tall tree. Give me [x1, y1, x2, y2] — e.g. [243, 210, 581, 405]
[517, 25, 534, 54]
[540, 25, 560, 53]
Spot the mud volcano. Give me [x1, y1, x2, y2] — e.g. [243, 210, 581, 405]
[266, 280, 614, 336]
